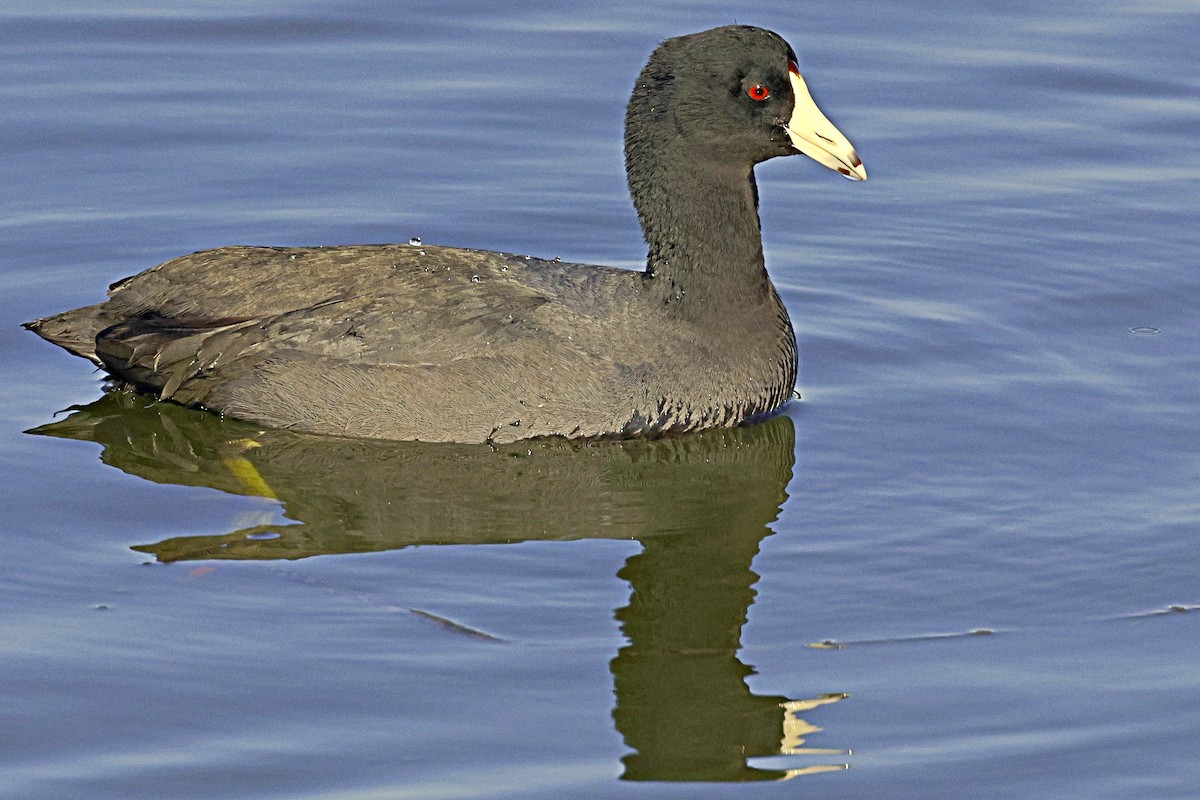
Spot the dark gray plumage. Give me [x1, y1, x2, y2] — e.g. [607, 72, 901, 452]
[25, 25, 864, 444]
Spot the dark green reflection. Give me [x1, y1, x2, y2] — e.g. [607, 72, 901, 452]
[614, 531, 849, 781]
[29, 391, 849, 781]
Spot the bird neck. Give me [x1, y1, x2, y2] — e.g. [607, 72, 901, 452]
[628, 151, 776, 318]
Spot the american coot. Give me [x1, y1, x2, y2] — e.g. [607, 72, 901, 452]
[26, 25, 864, 444]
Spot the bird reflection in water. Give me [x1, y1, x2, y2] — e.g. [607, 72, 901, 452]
[30, 390, 851, 781]
[613, 529, 850, 781]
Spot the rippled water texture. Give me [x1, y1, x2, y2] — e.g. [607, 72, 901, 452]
[2, 2, 1198, 798]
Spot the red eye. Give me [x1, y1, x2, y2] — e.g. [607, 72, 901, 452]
[747, 84, 770, 101]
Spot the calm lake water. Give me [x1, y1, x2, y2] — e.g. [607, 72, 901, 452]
[2, 1, 1198, 798]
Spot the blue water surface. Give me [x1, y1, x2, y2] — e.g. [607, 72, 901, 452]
[1, 1, 1198, 798]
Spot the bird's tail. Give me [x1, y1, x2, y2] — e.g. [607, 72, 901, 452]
[23, 304, 115, 364]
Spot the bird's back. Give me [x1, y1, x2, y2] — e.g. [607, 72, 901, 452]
[29, 243, 678, 442]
